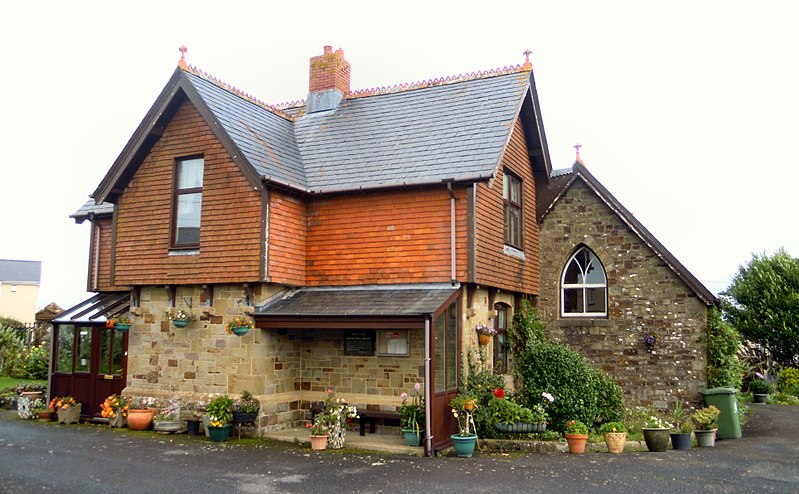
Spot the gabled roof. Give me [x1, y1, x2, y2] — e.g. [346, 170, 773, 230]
[0, 259, 41, 285]
[93, 61, 552, 202]
[70, 199, 114, 223]
[537, 162, 719, 307]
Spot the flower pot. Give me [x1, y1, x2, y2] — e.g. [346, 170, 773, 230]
[186, 419, 201, 436]
[154, 420, 182, 433]
[127, 409, 156, 430]
[21, 391, 44, 400]
[109, 413, 127, 428]
[232, 411, 259, 424]
[670, 432, 692, 450]
[402, 429, 423, 446]
[451, 434, 478, 458]
[208, 424, 232, 442]
[37, 411, 54, 422]
[753, 393, 767, 404]
[57, 405, 81, 425]
[310, 434, 329, 451]
[172, 319, 189, 328]
[643, 428, 670, 452]
[604, 432, 626, 453]
[695, 429, 717, 447]
[230, 326, 249, 336]
[478, 333, 491, 346]
[534, 422, 547, 433]
[494, 422, 537, 434]
[463, 399, 476, 412]
[565, 433, 588, 454]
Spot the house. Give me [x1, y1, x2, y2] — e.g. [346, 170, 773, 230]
[54, 46, 716, 454]
[0, 259, 41, 325]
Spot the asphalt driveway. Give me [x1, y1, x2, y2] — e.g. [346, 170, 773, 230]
[1, 404, 797, 493]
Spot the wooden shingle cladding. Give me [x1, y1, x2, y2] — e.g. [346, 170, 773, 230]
[87, 215, 127, 292]
[305, 187, 468, 286]
[113, 100, 263, 285]
[473, 118, 540, 294]
[267, 189, 307, 285]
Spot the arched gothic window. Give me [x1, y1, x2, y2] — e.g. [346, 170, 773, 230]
[561, 247, 607, 317]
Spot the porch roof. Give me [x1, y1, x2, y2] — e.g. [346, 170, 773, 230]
[254, 284, 459, 329]
[53, 292, 130, 324]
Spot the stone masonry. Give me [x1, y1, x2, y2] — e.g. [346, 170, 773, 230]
[537, 180, 708, 411]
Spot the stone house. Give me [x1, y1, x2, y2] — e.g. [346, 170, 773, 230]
[52, 46, 716, 454]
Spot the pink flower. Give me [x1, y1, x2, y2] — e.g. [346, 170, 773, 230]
[400, 392, 408, 401]
[542, 392, 554, 403]
[414, 383, 421, 392]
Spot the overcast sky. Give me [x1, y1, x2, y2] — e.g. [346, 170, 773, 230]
[1, 1, 797, 312]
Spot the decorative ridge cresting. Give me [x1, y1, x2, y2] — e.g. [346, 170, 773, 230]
[182, 64, 296, 121]
[273, 64, 529, 109]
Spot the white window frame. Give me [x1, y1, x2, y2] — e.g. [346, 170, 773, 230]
[560, 247, 608, 317]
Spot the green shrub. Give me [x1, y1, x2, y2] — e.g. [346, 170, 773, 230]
[484, 396, 534, 425]
[25, 343, 49, 380]
[777, 367, 799, 395]
[705, 308, 744, 390]
[598, 421, 627, 434]
[0, 326, 23, 375]
[206, 394, 233, 424]
[516, 340, 623, 431]
[748, 378, 773, 394]
[460, 348, 504, 438]
[623, 406, 652, 435]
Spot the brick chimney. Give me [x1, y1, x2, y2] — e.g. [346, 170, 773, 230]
[307, 45, 350, 113]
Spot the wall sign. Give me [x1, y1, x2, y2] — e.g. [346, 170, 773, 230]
[344, 330, 375, 356]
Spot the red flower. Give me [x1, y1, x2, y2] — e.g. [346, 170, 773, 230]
[494, 388, 505, 399]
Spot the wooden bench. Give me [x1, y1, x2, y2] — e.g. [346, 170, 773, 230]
[358, 409, 400, 436]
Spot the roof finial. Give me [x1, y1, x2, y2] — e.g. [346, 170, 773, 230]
[573, 142, 584, 166]
[178, 45, 188, 69]
[522, 49, 532, 70]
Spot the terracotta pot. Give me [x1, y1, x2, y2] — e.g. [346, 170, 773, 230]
[604, 432, 626, 453]
[478, 333, 491, 346]
[565, 433, 588, 454]
[37, 411, 54, 422]
[127, 409, 156, 430]
[464, 399, 476, 412]
[310, 434, 329, 451]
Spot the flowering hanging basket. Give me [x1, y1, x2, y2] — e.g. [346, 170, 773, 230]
[230, 326, 250, 336]
[226, 316, 255, 336]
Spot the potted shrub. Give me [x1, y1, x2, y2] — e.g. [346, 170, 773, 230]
[598, 421, 627, 453]
[100, 394, 129, 428]
[398, 384, 424, 446]
[106, 315, 131, 332]
[668, 400, 692, 450]
[692, 406, 720, 447]
[165, 308, 195, 328]
[564, 419, 589, 454]
[486, 388, 535, 433]
[49, 396, 80, 424]
[749, 377, 773, 403]
[226, 316, 255, 337]
[642, 414, 673, 452]
[206, 395, 233, 442]
[233, 391, 260, 425]
[306, 413, 331, 451]
[450, 394, 479, 458]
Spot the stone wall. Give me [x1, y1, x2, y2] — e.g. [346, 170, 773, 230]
[537, 179, 708, 410]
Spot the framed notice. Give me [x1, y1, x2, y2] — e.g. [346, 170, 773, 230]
[377, 330, 409, 356]
[344, 330, 375, 356]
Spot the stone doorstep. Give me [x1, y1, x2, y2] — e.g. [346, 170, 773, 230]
[479, 438, 650, 454]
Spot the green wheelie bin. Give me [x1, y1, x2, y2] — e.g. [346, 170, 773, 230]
[699, 387, 741, 439]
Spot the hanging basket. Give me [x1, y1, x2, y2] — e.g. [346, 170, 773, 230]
[172, 320, 189, 328]
[230, 326, 250, 336]
[114, 324, 131, 332]
[478, 333, 491, 346]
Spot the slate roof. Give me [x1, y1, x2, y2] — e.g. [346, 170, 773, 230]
[537, 162, 719, 307]
[93, 63, 547, 202]
[0, 259, 41, 285]
[71, 199, 114, 223]
[255, 284, 458, 318]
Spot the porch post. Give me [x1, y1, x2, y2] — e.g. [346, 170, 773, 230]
[424, 317, 432, 456]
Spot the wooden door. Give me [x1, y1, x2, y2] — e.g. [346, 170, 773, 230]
[430, 297, 460, 452]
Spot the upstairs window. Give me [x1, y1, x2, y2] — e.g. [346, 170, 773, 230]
[503, 171, 522, 249]
[561, 247, 607, 317]
[173, 157, 204, 247]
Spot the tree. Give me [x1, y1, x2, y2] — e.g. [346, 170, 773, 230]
[722, 249, 799, 366]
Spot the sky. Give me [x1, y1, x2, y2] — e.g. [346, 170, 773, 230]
[1, 1, 797, 313]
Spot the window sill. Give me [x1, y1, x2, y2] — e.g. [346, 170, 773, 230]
[503, 245, 525, 260]
[557, 318, 611, 328]
[169, 248, 200, 256]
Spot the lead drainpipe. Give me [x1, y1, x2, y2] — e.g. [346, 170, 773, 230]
[424, 317, 432, 455]
[447, 182, 456, 283]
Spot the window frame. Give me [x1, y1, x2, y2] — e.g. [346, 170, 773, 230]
[503, 171, 523, 250]
[560, 247, 608, 318]
[493, 303, 510, 373]
[171, 155, 204, 249]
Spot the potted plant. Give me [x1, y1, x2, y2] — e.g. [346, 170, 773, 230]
[306, 414, 330, 451]
[642, 414, 673, 452]
[206, 394, 234, 442]
[233, 391, 260, 425]
[106, 315, 131, 332]
[749, 376, 773, 404]
[692, 405, 720, 447]
[154, 402, 182, 433]
[474, 322, 496, 346]
[485, 388, 535, 433]
[598, 421, 627, 453]
[183, 400, 207, 436]
[316, 389, 358, 449]
[450, 394, 479, 457]
[226, 316, 255, 336]
[127, 396, 157, 430]
[33, 400, 53, 421]
[668, 400, 692, 450]
[49, 396, 81, 424]
[398, 384, 424, 446]
[564, 419, 589, 454]
[165, 308, 195, 328]
[100, 394, 129, 428]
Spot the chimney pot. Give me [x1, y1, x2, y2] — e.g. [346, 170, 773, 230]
[323, 45, 333, 54]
